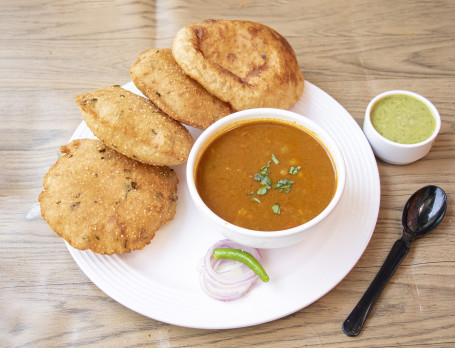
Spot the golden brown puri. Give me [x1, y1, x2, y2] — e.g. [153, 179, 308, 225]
[76, 85, 194, 166]
[172, 19, 305, 111]
[39, 139, 178, 255]
[130, 48, 234, 130]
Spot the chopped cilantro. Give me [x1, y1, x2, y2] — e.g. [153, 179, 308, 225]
[259, 161, 271, 176]
[254, 161, 272, 195]
[289, 166, 301, 175]
[273, 179, 294, 193]
[261, 176, 272, 186]
[271, 154, 279, 165]
[253, 173, 263, 181]
[254, 162, 271, 183]
[257, 185, 270, 195]
[249, 157, 297, 211]
[272, 203, 280, 214]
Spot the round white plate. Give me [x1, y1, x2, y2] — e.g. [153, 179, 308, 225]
[67, 81, 380, 329]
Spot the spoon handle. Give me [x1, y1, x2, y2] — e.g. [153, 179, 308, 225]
[342, 238, 410, 336]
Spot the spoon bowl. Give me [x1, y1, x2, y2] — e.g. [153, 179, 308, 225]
[342, 185, 447, 337]
[402, 185, 447, 239]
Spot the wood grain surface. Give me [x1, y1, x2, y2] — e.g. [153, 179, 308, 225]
[1, 0, 454, 346]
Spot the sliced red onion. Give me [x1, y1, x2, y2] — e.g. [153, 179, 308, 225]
[199, 239, 263, 301]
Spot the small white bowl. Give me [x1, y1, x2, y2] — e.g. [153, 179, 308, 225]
[363, 90, 440, 165]
[186, 108, 346, 249]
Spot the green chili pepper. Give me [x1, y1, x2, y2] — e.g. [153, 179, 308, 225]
[213, 248, 270, 282]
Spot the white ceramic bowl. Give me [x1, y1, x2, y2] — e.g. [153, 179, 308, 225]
[186, 108, 346, 249]
[363, 90, 440, 165]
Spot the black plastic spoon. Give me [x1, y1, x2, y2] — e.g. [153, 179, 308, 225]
[342, 185, 447, 337]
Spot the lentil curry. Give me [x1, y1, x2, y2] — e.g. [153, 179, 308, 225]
[194, 119, 337, 231]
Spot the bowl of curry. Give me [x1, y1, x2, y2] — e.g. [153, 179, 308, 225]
[186, 108, 346, 248]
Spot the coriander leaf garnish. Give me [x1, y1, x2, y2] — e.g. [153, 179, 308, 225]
[253, 173, 263, 181]
[272, 203, 281, 214]
[261, 176, 271, 186]
[289, 166, 301, 175]
[257, 185, 270, 195]
[253, 161, 272, 196]
[254, 161, 271, 182]
[271, 154, 279, 165]
[273, 179, 294, 193]
[259, 161, 271, 176]
[249, 157, 297, 211]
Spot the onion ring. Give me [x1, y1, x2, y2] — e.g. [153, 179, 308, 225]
[199, 239, 263, 301]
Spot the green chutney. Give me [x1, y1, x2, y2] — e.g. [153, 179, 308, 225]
[371, 94, 436, 144]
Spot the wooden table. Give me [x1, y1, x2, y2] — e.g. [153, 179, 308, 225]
[2, 0, 454, 346]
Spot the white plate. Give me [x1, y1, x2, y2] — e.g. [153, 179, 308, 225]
[67, 81, 380, 329]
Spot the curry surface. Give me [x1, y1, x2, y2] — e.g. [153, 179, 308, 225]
[195, 120, 336, 231]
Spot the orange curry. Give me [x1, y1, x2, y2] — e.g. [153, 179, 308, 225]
[195, 120, 336, 231]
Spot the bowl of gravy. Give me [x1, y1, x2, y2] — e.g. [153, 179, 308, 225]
[186, 108, 346, 248]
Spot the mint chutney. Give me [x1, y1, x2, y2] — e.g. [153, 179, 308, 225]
[371, 94, 436, 144]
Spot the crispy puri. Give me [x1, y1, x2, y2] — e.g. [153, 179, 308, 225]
[76, 85, 194, 166]
[39, 139, 178, 255]
[130, 48, 233, 130]
[172, 19, 305, 111]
